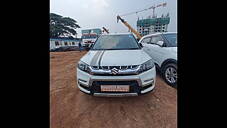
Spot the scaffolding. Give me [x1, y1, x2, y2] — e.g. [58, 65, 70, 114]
[137, 15, 170, 36]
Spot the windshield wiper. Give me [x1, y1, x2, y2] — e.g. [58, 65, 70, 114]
[127, 48, 139, 49]
[105, 48, 139, 50]
[91, 48, 139, 50]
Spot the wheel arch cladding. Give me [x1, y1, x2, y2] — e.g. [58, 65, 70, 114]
[161, 59, 177, 70]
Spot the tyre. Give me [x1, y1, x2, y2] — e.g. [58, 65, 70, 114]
[162, 63, 177, 87]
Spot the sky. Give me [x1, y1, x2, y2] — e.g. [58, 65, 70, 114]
[50, 0, 177, 37]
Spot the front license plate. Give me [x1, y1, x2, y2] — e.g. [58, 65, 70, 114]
[101, 85, 129, 92]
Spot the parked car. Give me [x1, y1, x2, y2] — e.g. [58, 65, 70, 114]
[50, 46, 81, 52]
[77, 33, 156, 97]
[66, 46, 81, 51]
[139, 32, 177, 86]
[50, 46, 69, 52]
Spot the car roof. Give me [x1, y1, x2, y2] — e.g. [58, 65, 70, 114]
[101, 32, 133, 36]
[141, 32, 177, 39]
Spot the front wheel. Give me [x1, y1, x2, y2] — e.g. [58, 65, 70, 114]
[162, 63, 177, 87]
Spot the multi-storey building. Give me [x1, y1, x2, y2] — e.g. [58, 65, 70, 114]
[137, 14, 170, 36]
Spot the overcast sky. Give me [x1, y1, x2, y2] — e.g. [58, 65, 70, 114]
[50, 0, 177, 37]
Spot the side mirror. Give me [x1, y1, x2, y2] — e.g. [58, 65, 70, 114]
[86, 44, 93, 51]
[139, 43, 143, 48]
[157, 41, 164, 47]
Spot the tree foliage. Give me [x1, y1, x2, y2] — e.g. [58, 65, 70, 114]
[50, 13, 80, 38]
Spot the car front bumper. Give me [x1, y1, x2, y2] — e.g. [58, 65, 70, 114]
[76, 67, 156, 97]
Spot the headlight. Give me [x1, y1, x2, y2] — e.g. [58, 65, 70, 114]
[138, 60, 155, 73]
[77, 61, 91, 73]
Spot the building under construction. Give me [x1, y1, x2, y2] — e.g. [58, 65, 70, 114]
[117, 2, 170, 38]
[137, 14, 170, 36]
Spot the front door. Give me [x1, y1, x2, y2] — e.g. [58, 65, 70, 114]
[145, 35, 166, 66]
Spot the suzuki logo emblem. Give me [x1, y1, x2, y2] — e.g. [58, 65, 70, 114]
[111, 68, 119, 75]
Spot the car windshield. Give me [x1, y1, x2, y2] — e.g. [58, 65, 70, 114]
[163, 33, 177, 47]
[91, 34, 140, 50]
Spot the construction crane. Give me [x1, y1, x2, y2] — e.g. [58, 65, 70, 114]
[117, 15, 142, 40]
[150, 2, 167, 18]
[120, 2, 167, 18]
[117, 2, 167, 40]
[102, 27, 109, 34]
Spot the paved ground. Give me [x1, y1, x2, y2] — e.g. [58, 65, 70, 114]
[50, 51, 177, 128]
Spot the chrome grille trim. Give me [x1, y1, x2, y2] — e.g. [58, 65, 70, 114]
[89, 65, 141, 75]
[91, 65, 139, 70]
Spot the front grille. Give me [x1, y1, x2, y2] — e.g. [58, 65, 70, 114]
[91, 65, 139, 70]
[90, 65, 140, 76]
[92, 73, 137, 76]
[91, 81, 140, 93]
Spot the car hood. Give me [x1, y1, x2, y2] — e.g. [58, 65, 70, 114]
[80, 50, 151, 66]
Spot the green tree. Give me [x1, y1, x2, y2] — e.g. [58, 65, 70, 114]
[50, 13, 80, 38]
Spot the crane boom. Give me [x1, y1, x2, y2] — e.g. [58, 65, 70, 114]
[149, 2, 167, 18]
[117, 2, 167, 39]
[102, 27, 109, 34]
[120, 2, 167, 18]
[117, 15, 142, 40]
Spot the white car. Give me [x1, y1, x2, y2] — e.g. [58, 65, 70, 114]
[77, 33, 156, 97]
[139, 32, 177, 86]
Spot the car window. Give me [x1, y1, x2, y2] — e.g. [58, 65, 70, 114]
[150, 36, 163, 44]
[92, 34, 140, 50]
[141, 37, 151, 44]
[163, 33, 177, 47]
